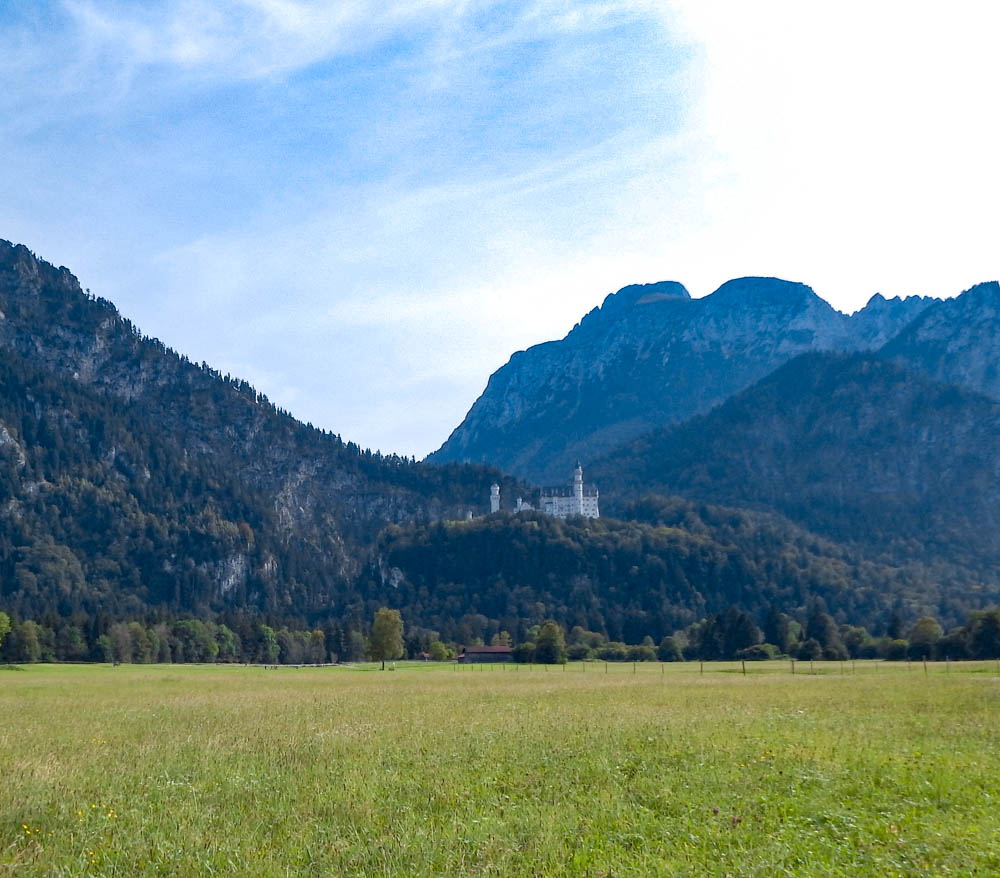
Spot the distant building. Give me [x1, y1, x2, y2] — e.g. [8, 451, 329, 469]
[458, 645, 513, 663]
[489, 464, 599, 519]
[539, 463, 599, 518]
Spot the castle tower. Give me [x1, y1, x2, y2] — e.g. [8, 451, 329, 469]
[490, 483, 500, 514]
[573, 462, 584, 513]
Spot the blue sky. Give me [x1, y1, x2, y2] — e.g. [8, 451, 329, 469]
[2, 1, 999, 457]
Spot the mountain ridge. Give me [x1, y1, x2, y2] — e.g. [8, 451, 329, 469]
[429, 275, 936, 482]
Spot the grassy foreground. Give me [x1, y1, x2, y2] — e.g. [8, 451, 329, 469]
[2, 661, 999, 876]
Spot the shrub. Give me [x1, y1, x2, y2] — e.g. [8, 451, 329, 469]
[882, 638, 909, 661]
[595, 642, 628, 661]
[737, 643, 778, 661]
[627, 645, 657, 662]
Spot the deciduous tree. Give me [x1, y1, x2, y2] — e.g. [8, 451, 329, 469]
[369, 608, 404, 669]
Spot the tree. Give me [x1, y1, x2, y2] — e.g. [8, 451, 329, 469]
[0, 612, 10, 651]
[534, 620, 567, 664]
[969, 609, 1000, 659]
[97, 634, 114, 663]
[658, 635, 683, 662]
[428, 640, 450, 661]
[258, 625, 279, 664]
[763, 606, 792, 654]
[798, 638, 823, 661]
[841, 626, 870, 659]
[907, 616, 942, 659]
[345, 630, 367, 662]
[369, 608, 404, 669]
[15, 621, 44, 663]
[721, 607, 761, 659]
[512, 642, 536, 663]
[806, 606, 847, 660]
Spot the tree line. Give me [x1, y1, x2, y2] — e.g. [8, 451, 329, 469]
[3, 604, 999, 666]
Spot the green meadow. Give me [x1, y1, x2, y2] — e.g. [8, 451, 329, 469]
[2, 661, 998, 876]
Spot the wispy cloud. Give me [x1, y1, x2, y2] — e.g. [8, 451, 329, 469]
[0, 0, 692, 456]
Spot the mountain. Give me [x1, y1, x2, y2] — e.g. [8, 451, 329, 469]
[880, 281, 1000, 399]
[0, 240, 521, 620]
[428, 277, 933, 483]
[589, 352, 1000, 586]
[4, 238, 993, 641]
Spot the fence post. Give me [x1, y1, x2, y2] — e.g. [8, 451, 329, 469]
[923, 657, 928, 676]
[700, 661, 704, 676]
[742, 660, 746, 676]
[791, 659, 795, 675]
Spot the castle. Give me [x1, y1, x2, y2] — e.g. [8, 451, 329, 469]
[490, 463, 599, 519]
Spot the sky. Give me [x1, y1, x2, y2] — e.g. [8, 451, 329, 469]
[2, 0, 998, 458]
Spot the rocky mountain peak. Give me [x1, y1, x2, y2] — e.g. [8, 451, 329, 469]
[706, 277, 820, 310]
[958, 280, 1000, 306]
[850, 291, 936, 349]
[578, 280, 691, 331]
[430, 273, 954, 483]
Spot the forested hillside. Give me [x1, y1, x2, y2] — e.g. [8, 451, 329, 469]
[343, 495, 979, 644]
[0, 241, 521, 622]
[591, 353, 1000, 579]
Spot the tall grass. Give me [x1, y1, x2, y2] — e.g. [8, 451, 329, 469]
[2, 662, 998, 875]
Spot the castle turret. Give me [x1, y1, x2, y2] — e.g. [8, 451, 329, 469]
[573, 462, 584, 510]
[490, 483, 500, 514]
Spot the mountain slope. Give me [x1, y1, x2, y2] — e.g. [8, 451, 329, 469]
[880, 281, 1000, 398]
[590, 352, 1000, 576]
[429, 277, 933, 482]
[0, 240, 521, 618]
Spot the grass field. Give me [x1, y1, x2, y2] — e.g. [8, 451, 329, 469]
[2, 661, 999, 876]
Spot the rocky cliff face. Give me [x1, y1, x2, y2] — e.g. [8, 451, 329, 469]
[880, 281, 1000, 399]
[429, 276, 934, 483]
[0, 240, 514, 614]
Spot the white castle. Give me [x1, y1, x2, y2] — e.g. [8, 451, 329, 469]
[490, 463, 599, 519]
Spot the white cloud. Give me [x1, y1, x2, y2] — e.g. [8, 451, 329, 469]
[11, 0, 995, 458]
[51, 0, 649, 84]
[656, 0, 1000, 308]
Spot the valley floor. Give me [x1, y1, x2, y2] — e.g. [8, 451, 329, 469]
[2, 662, 998, 876]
